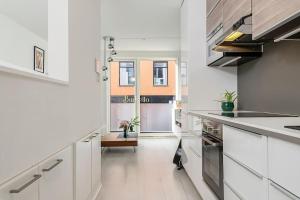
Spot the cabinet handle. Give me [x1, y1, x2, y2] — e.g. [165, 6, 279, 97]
[42, 159, 63, 172]
[224, 180, 245, 200]
[83, 137, 92, 142]
[223, 153, 263, 179]
[9, 174, 42, 194]
[270, 181, 300, 200]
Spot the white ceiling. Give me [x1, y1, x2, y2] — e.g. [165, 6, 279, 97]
[0, 0, 48, 40]
[101, 0, 182, 51]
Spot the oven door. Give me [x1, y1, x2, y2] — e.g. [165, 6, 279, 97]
[202, 133, 224, 200]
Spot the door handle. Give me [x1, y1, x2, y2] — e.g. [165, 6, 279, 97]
[42, 159, 63, 172]
[10, 174, 42, 194]
[201, 136, 222, 147]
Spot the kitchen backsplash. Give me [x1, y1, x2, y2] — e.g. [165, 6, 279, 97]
[238, 41, 300, 115]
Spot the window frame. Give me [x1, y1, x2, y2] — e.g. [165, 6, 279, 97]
[153, 61, 168, 87]
[119, 61, 135, 87]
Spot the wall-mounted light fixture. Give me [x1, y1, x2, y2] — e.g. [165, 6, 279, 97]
[102, 36, 117, 81]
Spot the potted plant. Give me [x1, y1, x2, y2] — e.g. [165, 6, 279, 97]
[219, 90, 237, 112]
[129, 116, 140, 132]
[119, 117, 140, 138]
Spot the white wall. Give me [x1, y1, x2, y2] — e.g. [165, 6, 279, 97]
[180, 0, 237, 198]
[180, 0, 237, 112]
[0, 13, 48, 71]
[0, 0, 102, 185]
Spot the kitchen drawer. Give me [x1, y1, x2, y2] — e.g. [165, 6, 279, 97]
[39, 146, 73, 200]
[223, 154, 268, 200]
[182, 142, 202, 193]
[207, 0, 223, 36]
[269, 180, 300, 200]
[75, 136, 92, 200]
[223, 125, 268, 177]
[224, 181, 240, 200]
[91, 133, 102, 197]
[0, 167, 40, 200]
[269, 137, 300, 198]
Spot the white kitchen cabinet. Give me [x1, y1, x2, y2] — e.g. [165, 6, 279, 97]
[75, 136, 92, 200]
[224, 181, 240, 200]
[0, 167, 40, 200]
[91, 133, 102, 197]
[269, 181, 300, 200]
[223, 154, 268, 200]
[269, 137, 300, 198]
[182, 138, 202, 192]
[39, 146, 73, 200]
[223, 125, 268, 177]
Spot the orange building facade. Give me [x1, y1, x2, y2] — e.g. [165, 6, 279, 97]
[110, 60, 176, 96]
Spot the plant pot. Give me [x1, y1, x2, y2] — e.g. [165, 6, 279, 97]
[123, 129, 128, 138]
[130, 126, 134, 132]
[221, 102, 234, 112]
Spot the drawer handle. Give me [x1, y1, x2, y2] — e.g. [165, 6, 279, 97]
[83, 138, 92, 143]
[224, 180, 245, 200]
[270, 181, 300, 200]
[42, 159, 63, 172]
[224, 153, 263, 179]
[9, 174, 42, 194]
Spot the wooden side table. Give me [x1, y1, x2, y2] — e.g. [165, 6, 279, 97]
[101, 132, 138, 152]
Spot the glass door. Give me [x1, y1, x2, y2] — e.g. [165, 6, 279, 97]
[109, 60, 136, 132]
[138, 60, 176, 133]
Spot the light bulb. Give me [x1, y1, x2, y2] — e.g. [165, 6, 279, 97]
[108, 43, 114, 49]
[102, 66, 108, 71]
[111, 50, 117, 55]
[103, 75, 108, 81]
[107, 57, 113, 62]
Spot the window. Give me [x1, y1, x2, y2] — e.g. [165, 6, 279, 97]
[153, 61, 168, 86]
[119, 61, 135, 86]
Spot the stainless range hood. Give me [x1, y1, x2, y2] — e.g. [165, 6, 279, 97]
[207, 15, 263, 67]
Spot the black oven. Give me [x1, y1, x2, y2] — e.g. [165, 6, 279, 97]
[202, 120, 223, 200]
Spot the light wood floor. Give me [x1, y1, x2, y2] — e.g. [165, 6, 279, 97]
[98, 137, 202, 200]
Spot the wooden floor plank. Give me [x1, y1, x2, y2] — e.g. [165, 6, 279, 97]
[98, 137, 202, 200]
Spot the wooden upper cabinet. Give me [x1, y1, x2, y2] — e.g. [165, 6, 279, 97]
[223, 0, 251, 33]
[207, 0, 223, 36]
[207, 0, 221, 16]
[252, 0, 300, 40]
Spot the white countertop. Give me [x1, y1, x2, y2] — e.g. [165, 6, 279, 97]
[188, 110, 300, 144]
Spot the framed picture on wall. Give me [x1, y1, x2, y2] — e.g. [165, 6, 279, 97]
[34, 46, 45, 73]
